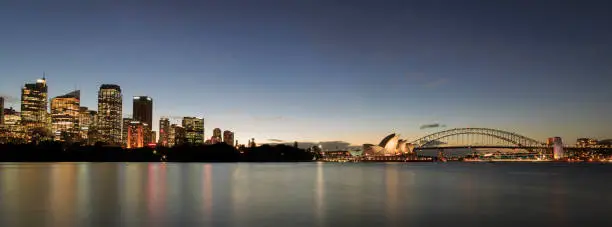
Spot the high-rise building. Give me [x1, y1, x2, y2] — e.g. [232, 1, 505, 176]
[0, 108, 25, 143]
[126, 121, 145, 149]
[182, 117, 204, 145]
[122, 118, 132, 146]
[97, 84, 122, 145]
[133, 96, 152, 142]
[132, 96, 152, 126]
[150, 131, 156, 144]
[168, 124, 185, 147]
[20, 77, 48, 132]
[50, 90, 80, 141]
[213, 128, 222, 144]
[79, 107, 97, 140]
[0, 97, 4, 125]
[223, 130, 234, 146]
[159, 117, 170, 146]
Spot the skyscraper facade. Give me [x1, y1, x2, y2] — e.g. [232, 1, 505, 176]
[182, 117, 204, 145]
[79, 107, 97, 140]
[122, 118, 132, 146]
[169, 124, 185, 147]
[159, 117, 170, 146]
[97, 84, 122, 145]
[132, 96, 153, 126]
[212, 128, 221, 144]
[126, 121, 145, 149]
[20, 77, 48, 132]
[223, 130, 234, 146]
[50, 90, 80, 141]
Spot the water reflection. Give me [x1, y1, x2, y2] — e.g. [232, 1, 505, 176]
[0, 163, 611, 227]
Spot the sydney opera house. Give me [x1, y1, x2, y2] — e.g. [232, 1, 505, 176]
[362, 133, 413, 156]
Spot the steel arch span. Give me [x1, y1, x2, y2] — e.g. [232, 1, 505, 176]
[410, 128, 546, 149]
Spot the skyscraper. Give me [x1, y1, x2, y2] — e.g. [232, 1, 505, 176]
[213, 128, 222, 144]
[122, 118, 132, 147]
[50, 90, 80, 141]
[133, 96, 152, 127]
[20, 77, 48, 132]
[97, 84, 122, 145]
[223, 130, 234, 146]
[0, 97, 4, 125]
[133, 96, 152, 143]
[182, 117, 204, 145]
[169, 124, 185, 147]
[79, 107, 97, 140]
[150, 131, 156, 144]
[159, 117, 170, 146]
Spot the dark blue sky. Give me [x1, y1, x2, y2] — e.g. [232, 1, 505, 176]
[1, 0, 610, 145]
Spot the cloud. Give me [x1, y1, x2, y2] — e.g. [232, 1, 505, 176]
[420, 123, 447, 130]
[267, 139, 284, 142]
[423, 78, 449, 88]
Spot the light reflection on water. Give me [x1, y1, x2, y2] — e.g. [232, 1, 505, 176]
[0, 162, 611, 227]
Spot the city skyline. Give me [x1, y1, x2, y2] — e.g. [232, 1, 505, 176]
[0, 1, 611, 145]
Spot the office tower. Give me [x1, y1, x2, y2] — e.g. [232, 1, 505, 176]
[213, 128, 221, 144]
[223, 130, 234, 146]
[132, 96, 152, 126]
[122, 118, 132, 146]
[182, 117, 204, 145]
[126, 121, 145, 149]
[159, 117, 170, 146]
[0, 97, 4, 125]
[50, 90, 80, 141]
[169, 124, 185, 147]
[20, 77, 48, 132]
[133, 96, 152, 142]
[79, 107, 97, 140]
[0, 108, 26, 143]
[97, 84, 122, 145]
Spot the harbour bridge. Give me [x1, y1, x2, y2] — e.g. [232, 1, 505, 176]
[410, 127, 550, 155]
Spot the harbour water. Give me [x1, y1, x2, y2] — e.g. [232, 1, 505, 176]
[0, 162, 611, 226]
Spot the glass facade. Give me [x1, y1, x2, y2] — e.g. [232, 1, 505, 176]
[97, 84, 122, 145]
[126, 121, 145, 149]
[182, 117, 204, 145]
[168, 124, 185, 147]
[51, 90, 80, 141]
[20, 78, 48, 133]
[159, 117, 170, 146]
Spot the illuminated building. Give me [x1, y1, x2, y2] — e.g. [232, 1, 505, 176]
[150, 131, 156, 144]
[20, 77, 49, 133]
[51, 90, 80, 141]
[0, 108, 25, 143]
[551, 137, 564, 160]
[223, 130, 234, 146]
[0, 97, 4, 125]
[212, 128, 221, 144]
[168, 124, 185, 146]
[133, 96, 152, 143]
[126, 121, 145, 149]
[576, 138, 598, 148]
[97, 84, 122, 145]
[159, 117, 170, 146]
[363, 133, 401, 156]
[79, 107, 97, 140]
[122, 118, 132, 146]
[182, 117, 204, 145]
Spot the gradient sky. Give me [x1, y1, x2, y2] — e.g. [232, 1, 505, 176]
[0, 0, 610, 146]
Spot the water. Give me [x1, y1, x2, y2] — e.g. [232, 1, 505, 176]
[0, 162, 611, 227]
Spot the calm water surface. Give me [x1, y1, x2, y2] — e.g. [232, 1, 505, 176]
[0, 162, 611, 227]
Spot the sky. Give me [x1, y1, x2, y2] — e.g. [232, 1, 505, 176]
[0, 0, 611, 147]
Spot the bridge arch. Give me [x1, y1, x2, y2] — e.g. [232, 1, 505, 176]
[410, 128, 545, 149]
